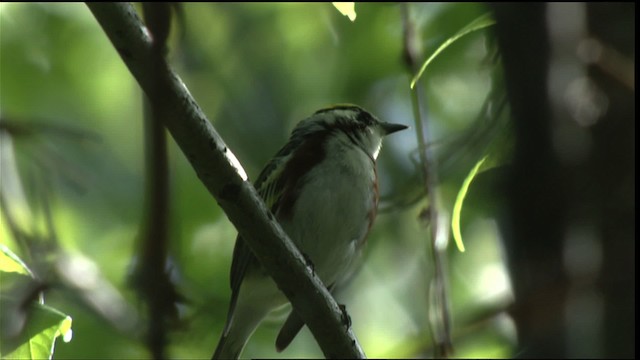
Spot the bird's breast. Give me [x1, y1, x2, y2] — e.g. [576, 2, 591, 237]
[278, 143, 377, 286]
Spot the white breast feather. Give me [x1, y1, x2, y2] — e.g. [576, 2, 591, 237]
[280, 134, 377, 286]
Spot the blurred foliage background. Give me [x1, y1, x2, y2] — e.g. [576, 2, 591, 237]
[0, 2, 633, 359]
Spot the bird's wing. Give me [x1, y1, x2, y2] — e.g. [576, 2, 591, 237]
[225, 140, 300, 335]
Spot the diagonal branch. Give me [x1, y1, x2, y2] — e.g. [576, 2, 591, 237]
[85, 3, 364, 359]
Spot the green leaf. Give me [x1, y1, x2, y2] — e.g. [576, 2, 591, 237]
[0, 244, 33, 277]
[332, 2, 357, 22]
[451, 156, 488, 252]
[1, 297, 73, 360]
[1, 248, 72, 359]
[410, 12, 496, 89]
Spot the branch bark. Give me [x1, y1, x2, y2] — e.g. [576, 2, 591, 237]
[86, 3, 364, 358]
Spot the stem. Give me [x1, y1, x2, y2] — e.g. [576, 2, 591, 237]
[134, 5, 175, 358]
[402, 3, 453, 357]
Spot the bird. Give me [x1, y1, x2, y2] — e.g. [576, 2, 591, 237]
[213, 104, 407, 359]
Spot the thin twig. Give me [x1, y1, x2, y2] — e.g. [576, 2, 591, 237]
[401, 3, 453, 357]
[131, 4, 176, 359]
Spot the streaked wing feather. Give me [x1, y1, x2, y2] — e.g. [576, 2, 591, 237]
[228, 140, 298, 298]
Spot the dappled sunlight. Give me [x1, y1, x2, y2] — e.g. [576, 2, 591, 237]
[56, 252, 140, 333]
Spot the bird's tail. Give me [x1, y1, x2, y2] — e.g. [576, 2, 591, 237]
[212, 303, 268, 359]
[212, 331, 243, 360]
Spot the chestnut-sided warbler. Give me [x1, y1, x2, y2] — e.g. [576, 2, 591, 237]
[213, 104, 407, 359]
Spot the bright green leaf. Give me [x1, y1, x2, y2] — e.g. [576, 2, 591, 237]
[410, 12, 496, 88]
[451, 156, 488, 252]
[0, 244, 33, 276]
[1, 297, 73, 360]
[332, 2, 357, 22]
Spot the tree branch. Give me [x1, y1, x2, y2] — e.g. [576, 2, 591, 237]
[85, 3, 364, 358]
[401, 4, 453, 357]
[131, 4, 175, 359]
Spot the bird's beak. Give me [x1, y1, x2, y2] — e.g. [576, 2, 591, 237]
[381, 122, 408, 135]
